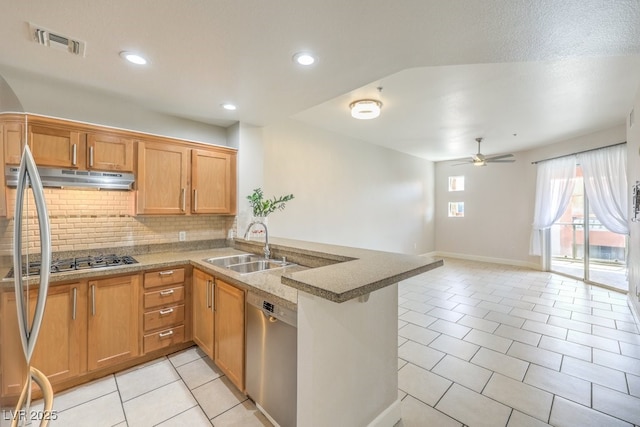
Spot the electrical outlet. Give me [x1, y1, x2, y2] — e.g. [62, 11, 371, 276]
[179, 231, 186, 241]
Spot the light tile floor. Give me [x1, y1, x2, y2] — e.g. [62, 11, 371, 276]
[3, 257, 640, 426]
[0, 347, 272, 427]
[397, 258, 640, 427]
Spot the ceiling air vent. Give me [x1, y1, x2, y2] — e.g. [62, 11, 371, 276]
[29, 23, 86, 57]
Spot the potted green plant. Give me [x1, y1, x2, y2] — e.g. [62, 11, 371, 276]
[246, 188, 294, 218]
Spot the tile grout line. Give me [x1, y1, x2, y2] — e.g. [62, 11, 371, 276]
[400, 259, 640, 426]
[113, 372, 130, 427]
[168, 352, 216, 426]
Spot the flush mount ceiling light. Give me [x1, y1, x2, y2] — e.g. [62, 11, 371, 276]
[221, 103, 237, 111]
[119, 51, 147, 65]
[349, 99, 382, 120]
[292, 52, 316, 66]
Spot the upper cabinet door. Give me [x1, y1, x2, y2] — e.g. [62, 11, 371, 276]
[137, 140, 189, 215]
[3, 120, 24, 165]
[87, 133, 134, 172]
[29, 124, 84, 168]
[191, 148, 237, 214]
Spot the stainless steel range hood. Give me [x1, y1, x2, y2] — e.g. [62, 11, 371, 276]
[5, 165, 135, 190]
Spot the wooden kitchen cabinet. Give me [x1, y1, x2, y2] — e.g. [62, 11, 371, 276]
[137, 140, 237, 216]
[142, 267, 187, 354]
[214, 279, 245, 391]
[191, 272, 245, 390]
[28, 123, 84, 168]
[1, 282, 86, 397]
[86, 132, 134, 172]
[2, 119, 24, 165]
[136, 140, 190, 215]
[87, 274, 140, 371]
[192, 148, 237, 214]
[1, 117, 25, 216]
[192, 268, 214, 358]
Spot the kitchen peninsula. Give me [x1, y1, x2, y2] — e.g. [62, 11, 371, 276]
[1, 237, 442, 426]
[236, 237, 444, 427]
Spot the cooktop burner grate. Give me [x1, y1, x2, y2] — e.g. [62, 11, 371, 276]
[5, 254, 138, 279]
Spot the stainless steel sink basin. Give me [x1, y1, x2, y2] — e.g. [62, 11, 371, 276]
[204, 254, 262, 268]
[203, 254, 296, 275]
[227, 259, 293, 274]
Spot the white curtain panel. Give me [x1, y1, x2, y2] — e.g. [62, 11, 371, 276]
[577, 144, 628, 235]
[530, 156, 577, 256]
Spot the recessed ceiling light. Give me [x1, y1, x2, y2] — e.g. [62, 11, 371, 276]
[293, 52, 316, 66]
[221, 103, 237, 111]
[120, 51, 147, 65]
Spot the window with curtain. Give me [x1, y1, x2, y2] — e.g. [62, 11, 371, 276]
[576, 144, 628, 235]
[530, 156, 577, 256]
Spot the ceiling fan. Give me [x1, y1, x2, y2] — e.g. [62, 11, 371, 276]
[453, 137, 515, 166]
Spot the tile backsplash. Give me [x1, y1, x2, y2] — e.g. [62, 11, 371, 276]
[1, 188, 235, 256]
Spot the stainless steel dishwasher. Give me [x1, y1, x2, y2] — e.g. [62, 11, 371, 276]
[246, 292, 297, 427]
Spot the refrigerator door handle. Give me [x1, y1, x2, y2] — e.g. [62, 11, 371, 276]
[13, 145, 52, 364]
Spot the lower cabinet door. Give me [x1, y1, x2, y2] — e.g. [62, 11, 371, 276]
[1, 283, 86, 396]
[87, 275, 140, 371]
[214, 279, 245, 391]
[192, 269, 214, 358]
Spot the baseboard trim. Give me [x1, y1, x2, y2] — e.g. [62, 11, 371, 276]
[432, 251, 541, 271]
[367, 398, 401, 427]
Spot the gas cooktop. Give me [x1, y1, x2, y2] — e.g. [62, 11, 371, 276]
[5, 254, 138, 279]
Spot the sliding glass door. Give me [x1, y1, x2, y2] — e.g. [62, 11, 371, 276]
[550, 166, 628, 291]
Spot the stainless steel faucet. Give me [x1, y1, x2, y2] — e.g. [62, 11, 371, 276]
[243, 220, 270, 259]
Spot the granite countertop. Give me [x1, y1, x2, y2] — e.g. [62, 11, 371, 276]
[1, 238, 443, 307]
[246, 237, 443, 303]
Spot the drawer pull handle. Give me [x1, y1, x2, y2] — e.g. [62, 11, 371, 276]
[159, 330, 174, 338]
[159, 308, 174, 315]
[160, 289, 175, 296]
[159, 270, 174, 276]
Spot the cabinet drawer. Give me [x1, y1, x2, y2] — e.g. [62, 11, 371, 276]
[143, 325, 185, 354]
[144, 304, 185, 332]
[144, 268, 185, 289]
[144, 285, 184, 309]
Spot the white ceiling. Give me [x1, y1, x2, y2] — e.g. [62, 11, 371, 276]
[1, 0, 639, 161]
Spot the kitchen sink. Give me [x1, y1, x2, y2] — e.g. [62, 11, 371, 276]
[204, 254, 262, 268]
[204, 254, 296, 275]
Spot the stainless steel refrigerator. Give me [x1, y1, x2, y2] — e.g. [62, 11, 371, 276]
[2, 75, 54, 426]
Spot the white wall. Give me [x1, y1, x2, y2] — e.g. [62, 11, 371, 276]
[434, 125, 627, 268]
[297, 285, 399, 427]
[258, 119, 436, 255]
[0, 67, 228, 146]
[627, 90, 640, 320]
[231, 123, 265, 236]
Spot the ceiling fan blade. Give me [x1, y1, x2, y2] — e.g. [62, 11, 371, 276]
[451, 162, 472, 166]
[485, 153, 514, 161]
[486, 159, 516, 163]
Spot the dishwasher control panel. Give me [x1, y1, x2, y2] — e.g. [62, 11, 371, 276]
[247, 292, 297, 328]
[262, 301, 275, 313]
